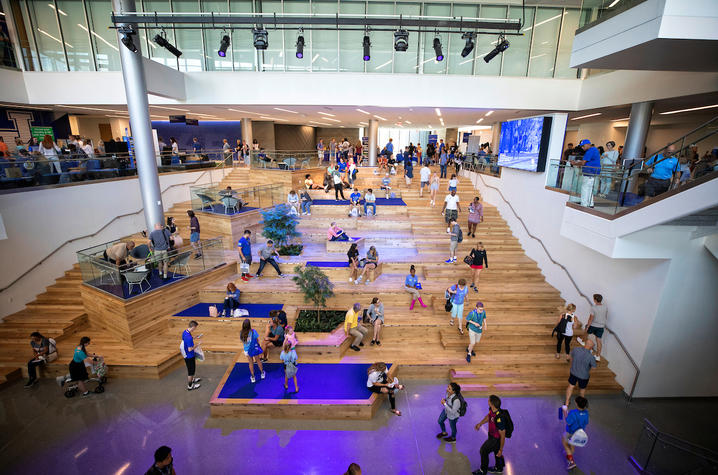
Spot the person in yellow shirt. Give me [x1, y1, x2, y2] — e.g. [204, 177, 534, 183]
[344, 303, 367, 351]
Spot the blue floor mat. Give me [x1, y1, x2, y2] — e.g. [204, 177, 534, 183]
[173, 303, 283, 318]
[86, 268, 186, 299]
[217, 363, 390, 400]
[199, 205, 258, 216]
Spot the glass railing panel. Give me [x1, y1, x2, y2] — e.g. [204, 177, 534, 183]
[461, 154, 502, 178]
[189, 183, 285, 214]
[77, 237, 225, 299]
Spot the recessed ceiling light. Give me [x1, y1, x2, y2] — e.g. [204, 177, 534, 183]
[318, 112, 336, 117]
[485, 110, 494, 116]
[356, 109, 370, 115]
[259, 116, 289, 121]
[476, 118, 483, 123]
[611, 117, 630, 121]
[322, 118, 341, 122]
[659, 104, 718, 115]
[274, 107, 298, 114]
[435, 108, 442, 117]
[373, 115, 386, 120]
[571, 113, 602, 120]
[405, 120, 412, 124]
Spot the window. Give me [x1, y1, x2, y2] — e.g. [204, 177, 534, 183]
[528, 7, 562, 78]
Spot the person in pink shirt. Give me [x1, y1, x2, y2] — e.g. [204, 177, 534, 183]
[328, 222, 349, 241]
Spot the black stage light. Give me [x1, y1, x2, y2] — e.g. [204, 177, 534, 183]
[394, 29, 409, 52]
[153, 33, 182, 58]
[460, 33, 475, 58]
[296, 35, 305, 59]
[218, 35, 230, 57]
[119, 26, 137, 53]
[362, 35, 371, 61]
[433, 37, 444, 61]
[484, 36, 509, 63]
[253, 28, 268, 50]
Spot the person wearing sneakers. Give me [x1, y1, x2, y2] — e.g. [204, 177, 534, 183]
[381, 173, 392, 199]
[404, 265, 428, 310]
[367, 362, 404, 417]
[368, 297, 384, 346]
[256, 240, 284, 278]
[356, 246, 379, 285]
[467, 197, 483, 238]
[561, 396, 589, 470]
[180, 321, 201, 391]
[363, 189, 377, 216]
[344, 303, 367, 351]
[447, 279, 469, 334]
[465, 301, 487, 363]
[565, 339, 597, 407]
[473, 395, 507, 475]
[239, 319, 265, 383]
[468, 242, 488, 292]
[446, 218, 461, 264]
[419, 163, 431, 197]
[430, 172, 440, 206]
[437, 382, 463, 443]
[442, 189, 461, 225]
[584, 294, 607, 361]
[237, 230, 253, 281]
[555, 304, 578, 361]
[347, 242, 360, 283]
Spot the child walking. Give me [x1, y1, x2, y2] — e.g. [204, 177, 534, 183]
[280, 340, 299, 392]
[240, 319, 265, 383]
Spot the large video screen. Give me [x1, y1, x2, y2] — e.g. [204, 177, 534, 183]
[498, 116, 552, 172]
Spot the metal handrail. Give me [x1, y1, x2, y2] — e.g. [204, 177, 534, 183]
[0, 168, 217, 295]
[472, 171, 641, 400]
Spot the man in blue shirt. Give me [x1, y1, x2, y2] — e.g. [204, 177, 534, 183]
[191, 137, 202, 157]
[465, 301, 486, 362]
[385, 139, 394, 160]
[645, 144, 680, 197]
[181, 321, 201, 391]
[238, 229, 253, 281]
[350, 188, 362, 207]
[561, 396, 589, 470]
[440, 151, 448, 178]
[571, 139, 601, 208]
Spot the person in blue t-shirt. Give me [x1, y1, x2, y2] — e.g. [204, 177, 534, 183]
[465, 301, 487, 362]
[237, 229, 253, 281]
[191, 137, 202, 156]
[439, 151, 448, 178]
[447, 279, 469, 334]
[404, 265, 428, 310]
[561, 396, 589, 470]
[645, 144, 680, 197]
[385, 139, 394, 159]
[350, 188, 362, 206]
[181, 321, 201, 391]
[571, 139, 601, 208]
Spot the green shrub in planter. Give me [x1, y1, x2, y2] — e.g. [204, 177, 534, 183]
[292, 265, 334, 323]
[261, 204, 301, 247]
[277, 244, 303, 256]
[294, 309, 345, 332]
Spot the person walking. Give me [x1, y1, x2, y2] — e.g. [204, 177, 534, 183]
[439, 150, 448, 178]
[186, 210, 202, 259]
[222, 282, 240, 317]
[344, 303, 367, 351]
[448, 174, 458, 193]
[238, 229, 253, 281]
[430, 172, 440, 206]
[180, 321, 201, 391]
[418, 163, 431, 197]
[69, 336, 95, 397]
[570, 140, 601, 208]
[256, 240, 284, 278]
[436, 382, 463, 442]
[467, 197, 483, 238]
[555, 304, 578, 361]
[279, 340, 299, 392]
[149, 223, 171, 280]
[561, 396, 589, 470]
[368, 297, 384, 346]
[565, 339, 596, 407]
[404, 156, 414, 186]
[144, 445, 176, 475]
[583, 294, 607, 361]
[442, 189, 461, 225]
[472, 395, 507, 475]
[404, 265, 428, 310]
[347, 242, 360, 283]
[239, 319, 265, 383]
[468, 242, 488, 292]
[465, 301, 486, 363]
[445, 218, 461, 264]
[447, 279, 469, 334]
[367, 362, 404, 416]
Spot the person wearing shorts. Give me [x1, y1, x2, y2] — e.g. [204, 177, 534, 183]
[565, 339, 596, 407]
[419, 164, 431, 197]
[585, 294, 607, 361]
[149, 223, 171, 280]
[261, 316, 285, 361]
[465, 301, 486, 363]
[446, 279, 469, 334]
[561, 396, 589, 470]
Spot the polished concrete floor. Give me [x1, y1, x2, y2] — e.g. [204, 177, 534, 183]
[1, 365, 717, 475]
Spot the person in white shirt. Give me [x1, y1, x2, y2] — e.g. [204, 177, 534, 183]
[419, 165, 432, 197]
[287, 190, 300, 214]
[364, 188, 377, 216]
[38, 135, 63, 173]
[81, 139, 95, 158]
[599, 141, 619, 197]
[441, 190, 461, 224]
[348, 162, 357, 186]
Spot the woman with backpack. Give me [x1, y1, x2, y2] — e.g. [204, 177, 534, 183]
[555, 304, 578, 361]
[240, 319, 265, 383]
[436, 382, 464, 442]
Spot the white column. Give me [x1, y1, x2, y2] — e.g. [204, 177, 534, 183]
[367, 119, 379, 166]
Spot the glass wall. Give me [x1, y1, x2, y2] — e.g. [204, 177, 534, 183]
[11, 0, 588, 78]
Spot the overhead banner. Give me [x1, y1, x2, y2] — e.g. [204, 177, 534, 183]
[428, 134, 438, 144]
[462, 132, 471, 143]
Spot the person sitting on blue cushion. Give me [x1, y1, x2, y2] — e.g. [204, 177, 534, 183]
[328, 222, 349, 241]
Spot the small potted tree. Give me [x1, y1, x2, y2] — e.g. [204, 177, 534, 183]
[261, 204, 303, 255]
[292, 265, 344, 332]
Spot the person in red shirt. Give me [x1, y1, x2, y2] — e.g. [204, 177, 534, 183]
[473, 394, 506, 475]
[0, 137, 8, 157]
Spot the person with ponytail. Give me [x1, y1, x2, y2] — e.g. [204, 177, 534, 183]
[69, 336, 94, 397]
[240, 319, 265, 383]
[404, 265, 428, 310]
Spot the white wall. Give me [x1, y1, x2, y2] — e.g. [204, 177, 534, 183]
[0, 168, 228, 318]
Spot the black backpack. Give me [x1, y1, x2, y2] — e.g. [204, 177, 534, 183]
[457, 227, 464, 243]
[552, 314, 568, 337]
[456, 393, 468, 417]
[499, 409, 514, 438]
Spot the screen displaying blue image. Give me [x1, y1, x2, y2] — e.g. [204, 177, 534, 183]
[498, 117, 546, 172]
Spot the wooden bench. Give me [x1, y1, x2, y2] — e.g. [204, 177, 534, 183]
[326, 236, 365, 253]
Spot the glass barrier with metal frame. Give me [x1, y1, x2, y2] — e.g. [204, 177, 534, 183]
[189, 183, 285, 214]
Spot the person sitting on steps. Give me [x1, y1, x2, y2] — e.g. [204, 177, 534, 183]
[328, 222, 349, 241]
[367, 362, 404, 416]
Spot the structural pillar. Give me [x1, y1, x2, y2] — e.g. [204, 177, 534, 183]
[491, 123, 501, 153]
[113, 0, 164, 232]
[367, 119, 379, 166]
[241, 118, 253, 166]
[623, 101, 654, 162]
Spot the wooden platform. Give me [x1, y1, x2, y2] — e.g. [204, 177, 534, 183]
[326, 237, 365, 253]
